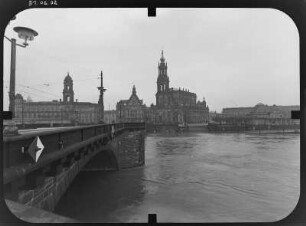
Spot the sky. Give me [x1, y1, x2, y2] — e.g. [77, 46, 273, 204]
[3, 8, 299, 112]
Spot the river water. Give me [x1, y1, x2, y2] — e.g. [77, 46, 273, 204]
[54, 132, 300, 223]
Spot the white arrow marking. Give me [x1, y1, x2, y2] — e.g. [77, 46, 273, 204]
[35, 136, 45, 162]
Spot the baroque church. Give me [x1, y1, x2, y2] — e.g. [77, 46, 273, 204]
[117, 51, 210, 125]
[147, 51, 209, 125]
[14, 73, 104, 126]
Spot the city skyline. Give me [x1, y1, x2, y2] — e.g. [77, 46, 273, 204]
[3, 8, 299, 112]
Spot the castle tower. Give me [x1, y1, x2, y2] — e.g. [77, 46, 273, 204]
[63, 72, 74, 103]
[157, 50, 169, 93]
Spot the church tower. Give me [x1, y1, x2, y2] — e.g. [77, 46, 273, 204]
[63, 72, 74, 103]
[156, 50, 170, 107]
[157, 50, 169, 93]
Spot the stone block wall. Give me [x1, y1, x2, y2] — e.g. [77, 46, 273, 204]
[15, 153, 93, 212]
[114, 130, 145, 169]
[9, 130, 146, 213]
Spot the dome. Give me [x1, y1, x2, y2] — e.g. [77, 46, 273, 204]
[15, 93, 23, 99]
[255, 102, 264, 107]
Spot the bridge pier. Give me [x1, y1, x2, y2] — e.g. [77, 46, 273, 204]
[82, 130, 145, 171]
[114, 130, 145, 169]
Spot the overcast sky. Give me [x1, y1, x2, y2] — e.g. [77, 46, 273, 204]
[3, 8, 299, 112]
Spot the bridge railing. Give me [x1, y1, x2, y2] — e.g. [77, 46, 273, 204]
[3, 122, 145, 171]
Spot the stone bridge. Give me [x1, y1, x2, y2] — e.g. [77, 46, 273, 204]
[3, 122, 146, 213]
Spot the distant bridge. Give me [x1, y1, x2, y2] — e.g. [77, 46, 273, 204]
[3, 122, 146, 213]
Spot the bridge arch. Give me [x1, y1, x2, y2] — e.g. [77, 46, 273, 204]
[3, 123, 145, 215]
[82, 146, 119, 171]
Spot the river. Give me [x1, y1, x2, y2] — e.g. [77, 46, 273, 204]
[54, 132, 300, 223]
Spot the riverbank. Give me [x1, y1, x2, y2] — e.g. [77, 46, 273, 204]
[145, 123, 300, 134]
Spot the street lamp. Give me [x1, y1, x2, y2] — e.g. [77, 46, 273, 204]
[3, 26, 38, 136]
[5, 26, 38, 118]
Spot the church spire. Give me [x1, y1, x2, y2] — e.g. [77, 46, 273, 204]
[160, 50, 165, 62]
[157, 51, 169, 93]
[132, 85, 136, 95]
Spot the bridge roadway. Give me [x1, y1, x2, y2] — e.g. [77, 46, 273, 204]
[3, 122, 146, 220]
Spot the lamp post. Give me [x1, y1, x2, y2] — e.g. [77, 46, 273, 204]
[3, 27, 38, 135]
[98, 71, 107, 123]
[5, 26, 38, 118]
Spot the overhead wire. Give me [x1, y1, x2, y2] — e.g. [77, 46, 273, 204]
[4, 81, 61, 99]
[28, 47, 102, 82]
[30, 77, 99, 87]
[17, 84, 62, 98]
[5, 78, 99, 97]
[4, 45, 101, 89]
[4, 76, 101, 100]
[16, 89, 51, 99]
[3, 47, 102, 101]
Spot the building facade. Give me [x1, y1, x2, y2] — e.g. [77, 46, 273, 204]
[115, 52, 209, 125]
[215, 103, 300, 126]
[116, 86, 146, 123]
[104, 110, 117, 124]
[222, 107, 254, 117]
[14, 73, 104, 126]
[147, 51, 209, 125]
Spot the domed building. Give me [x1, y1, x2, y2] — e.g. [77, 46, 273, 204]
[13, 72, 105, 127]
[219, 103, 300, 128]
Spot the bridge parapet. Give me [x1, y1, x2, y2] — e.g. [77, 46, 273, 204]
[3, 122, 144, 169]
[3, 122, 145, 215]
